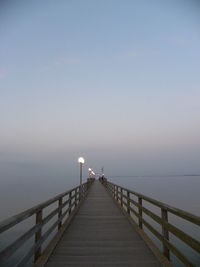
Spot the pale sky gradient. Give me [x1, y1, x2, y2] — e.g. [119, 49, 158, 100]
[0, 0, 200, 178]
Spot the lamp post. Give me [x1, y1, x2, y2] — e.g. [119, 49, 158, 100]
[78, 157, 85, 198]
[88, 168, 92, 178]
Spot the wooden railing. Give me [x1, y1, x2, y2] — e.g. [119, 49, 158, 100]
[100, 178, 200, 267]
[0, 179, 94, 267]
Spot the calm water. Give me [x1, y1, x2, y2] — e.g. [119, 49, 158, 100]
[0, 175, 200, 266]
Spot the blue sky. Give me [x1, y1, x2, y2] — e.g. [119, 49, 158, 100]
[0, 0, 200, 177]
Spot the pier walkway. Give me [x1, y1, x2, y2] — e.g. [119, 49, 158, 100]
[45, 181, 162, 267]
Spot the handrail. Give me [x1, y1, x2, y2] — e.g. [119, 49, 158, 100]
[0, 188, 75, 234]
[100, 178, 200, 267]
[0, 179, 94, 267]
[113, 184, 200, 226]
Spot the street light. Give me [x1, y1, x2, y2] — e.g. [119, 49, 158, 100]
[78, 157, 85, 197]
[88, 168, 92, 178]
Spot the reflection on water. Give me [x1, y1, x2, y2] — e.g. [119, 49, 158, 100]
[0, 175, 199, 266]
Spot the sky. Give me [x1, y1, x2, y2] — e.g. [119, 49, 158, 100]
[0, 0, 200, 179]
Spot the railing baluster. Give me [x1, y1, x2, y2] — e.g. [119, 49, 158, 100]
[82, 185, 84, 197]
[34, 209, 42, 262]
[79, 186, 81, 202]
[116, 186, 119, 202]
[75, 188, 77, 207]
[138, 196, 143, 229]
[69, 192, 72, 215]
[127, 191, 130, 215]
[87, 180, 89, 191]
[120, 188, 123, 207]
[161, 208, 170, 260]
[58, 196, 63, 230]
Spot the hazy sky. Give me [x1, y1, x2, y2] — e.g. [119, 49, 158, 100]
[0, 0, 200, 178]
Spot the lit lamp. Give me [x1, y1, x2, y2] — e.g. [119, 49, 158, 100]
[88, 168, 92, 178]
[78, 157, 85, 197]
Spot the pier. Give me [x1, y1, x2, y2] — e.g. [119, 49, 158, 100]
[0, 178, 200, 266]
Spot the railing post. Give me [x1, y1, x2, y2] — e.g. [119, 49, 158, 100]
[58, 196, 63, 230]
[161, 208, 170, 260]
[127, 191, 130, 215]
[105, 180, 108, 188]
[116, 186, 119, 202]
[34, 209, 42, 262]
[120, 188, 123, 207]
[83, 184, 86, 195]
[82, 185, 84, 197]
[75, 188, 77, 207]
[79, 186, 81, 202]
[112, 184, 114, 196]
[138, 196, 143, 229]
[87, 181, 89, 191]
[69, 192, 72, 215]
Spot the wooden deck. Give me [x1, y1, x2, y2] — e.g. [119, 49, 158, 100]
[45, 180, 162, 267]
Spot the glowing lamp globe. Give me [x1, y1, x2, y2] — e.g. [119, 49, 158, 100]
[78, 157, 85, 164]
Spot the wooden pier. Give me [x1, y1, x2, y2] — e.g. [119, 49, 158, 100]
[0, 178, 200, 267]
[44, 180, 162, 267]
